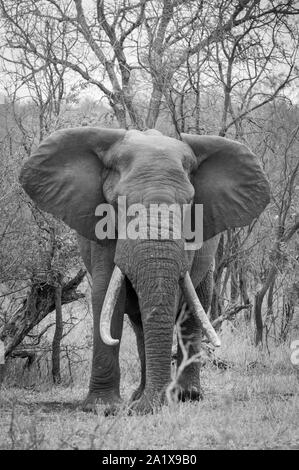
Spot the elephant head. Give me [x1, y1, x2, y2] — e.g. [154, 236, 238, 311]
[20, 127, 270, 410]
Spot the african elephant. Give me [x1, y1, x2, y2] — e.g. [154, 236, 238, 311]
[20, 127, 270, 414]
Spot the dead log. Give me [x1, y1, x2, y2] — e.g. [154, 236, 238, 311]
[10, 348, 37, 367]
[0, 269, 86, 358]
[211, 303, 251, 331]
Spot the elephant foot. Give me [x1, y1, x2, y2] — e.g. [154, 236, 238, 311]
[175, 362, 202, 402]
[82, 392, 122, 415]
[177, 385, 203, 402]
[129, 390, 166, 415]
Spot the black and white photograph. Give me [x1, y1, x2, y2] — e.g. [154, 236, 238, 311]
[0, 0, 298, 452]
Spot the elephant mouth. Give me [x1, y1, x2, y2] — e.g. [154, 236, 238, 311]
[99, 265, 221, 348]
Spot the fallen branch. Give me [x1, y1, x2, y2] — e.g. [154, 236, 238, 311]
[10, 348, 36, 367]
[0, 269, 86, 358]
[211, 303, 251, 331]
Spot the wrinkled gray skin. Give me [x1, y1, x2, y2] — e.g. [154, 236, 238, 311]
[20, 128, 270, 414]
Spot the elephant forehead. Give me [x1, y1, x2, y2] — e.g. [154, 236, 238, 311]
[107, 130, 196, 168]
[126, 130, 193, 157]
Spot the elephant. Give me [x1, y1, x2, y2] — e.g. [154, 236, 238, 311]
[19, 127, 270, 414]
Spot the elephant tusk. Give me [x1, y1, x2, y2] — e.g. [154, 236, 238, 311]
[180, 272, 221, 348]
[99, 265, 125, 346]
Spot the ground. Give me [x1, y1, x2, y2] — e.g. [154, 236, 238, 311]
[0, 322, 298, 450]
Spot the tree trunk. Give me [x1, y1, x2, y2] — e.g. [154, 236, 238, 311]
[265, 277, 276, 341]
[230, 231, 240, 304]
[254, 291, 264, 345]
[289, 282, 299, 379]
[230, 268, 239, 303]
[210, 234, 224, 320]
[0, 339, 4, 385]
[253, 261, 278, 346]
[52, 284, 63, 384]
[281, 298, 294, 342]
[146, 84, 163, 129]
[288, 282, 299, 343]
[239, 266, 251, 321]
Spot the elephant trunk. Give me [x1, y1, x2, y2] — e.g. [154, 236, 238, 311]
[130, 239, 182, 393]
[113, 238, 185, 393]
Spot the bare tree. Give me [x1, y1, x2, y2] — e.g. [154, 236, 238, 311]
[0, 19, 87, 376]
[1, 1, 298, 129]
[252, 110, 299, 345]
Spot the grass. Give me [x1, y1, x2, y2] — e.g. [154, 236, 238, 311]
[0, 321, 298, 450]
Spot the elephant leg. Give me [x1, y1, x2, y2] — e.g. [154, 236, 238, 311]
[125, 280, 146, 403]
[176, 264, 214, 401]
[196, 262, 214, 313]
[83, 242, 125, 413]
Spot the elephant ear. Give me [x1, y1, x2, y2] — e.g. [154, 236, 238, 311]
[181, 134, 270, 241]
[20, 127, 125, 241]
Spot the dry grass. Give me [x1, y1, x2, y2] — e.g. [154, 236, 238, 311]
[0, 321, 298, 450]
